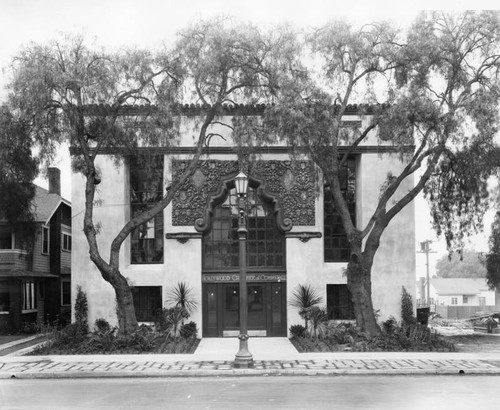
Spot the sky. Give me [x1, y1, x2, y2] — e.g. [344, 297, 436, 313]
[1, 0, 498, 277]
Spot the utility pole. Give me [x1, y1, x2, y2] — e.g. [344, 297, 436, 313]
[417, 240, 437, 307]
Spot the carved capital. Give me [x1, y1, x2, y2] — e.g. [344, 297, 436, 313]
[165, 232, 203, 243]
[285, 231, 322, 243]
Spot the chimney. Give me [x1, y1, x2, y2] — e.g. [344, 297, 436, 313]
[48, 167, 61, 195]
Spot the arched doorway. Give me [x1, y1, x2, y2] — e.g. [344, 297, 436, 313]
[201, 185, 287, 337]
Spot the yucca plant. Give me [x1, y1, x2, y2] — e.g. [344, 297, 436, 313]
[289, 284, 323, 329]
[166, 282, 198, 319]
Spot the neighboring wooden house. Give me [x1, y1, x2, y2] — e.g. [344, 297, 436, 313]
[417, 278, 499, 319]
[0, 168, 71, 332]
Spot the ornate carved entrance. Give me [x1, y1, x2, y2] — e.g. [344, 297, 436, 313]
[200, 184, 287, 337]
[169, 159, 318, 337]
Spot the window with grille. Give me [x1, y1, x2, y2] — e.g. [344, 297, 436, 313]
[324, 158, 356, 262]
[130, 156, 164, 264]
[131, 286, 162, 322]
[327, 284, 355, 320]
[203, 186, 285, 270]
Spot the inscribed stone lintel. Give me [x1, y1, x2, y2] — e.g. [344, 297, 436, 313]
[202, 273, 287, 283]
[171, 159, 316, 227]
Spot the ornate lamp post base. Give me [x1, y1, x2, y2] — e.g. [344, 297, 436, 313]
[234, 334, 254, 368]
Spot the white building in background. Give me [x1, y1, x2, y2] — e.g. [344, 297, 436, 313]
[71, 104, 416, 337]
[427, 278, 496, 307]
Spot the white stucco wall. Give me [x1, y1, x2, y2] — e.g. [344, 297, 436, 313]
[71, 113, 416, 335]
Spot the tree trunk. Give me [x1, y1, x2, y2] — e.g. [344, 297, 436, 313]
[346, 259, 382, 336]
[93, 264, 138, 335]
[114, 280, 138, 335]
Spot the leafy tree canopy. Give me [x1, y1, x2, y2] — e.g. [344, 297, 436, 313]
[0, 104, 38, 226]
[435, 249, 487, 278]
[4, 20, 292, 334]
[235, 11, 500, 335]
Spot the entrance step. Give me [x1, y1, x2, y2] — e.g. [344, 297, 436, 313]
[195, 337, 300, 360]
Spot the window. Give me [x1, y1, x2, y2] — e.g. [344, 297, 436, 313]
[479, 297, 486, 306]
[62, 233, 72, 252]
[131, 286, 162, 322]
[324, 158, 356, 262]
[22, 281, 37, 311]
[327, 284, 355, 320]
[42, 226, 49, 254]
[61, 280, 71, 306]
[130, 156, 164, 264]
[463, 295, 468, 304]
[0, 290, 10, 312]
[0, 226, 13, 249]
[202, 186, 285, 269]
[451, 297, 458, 305]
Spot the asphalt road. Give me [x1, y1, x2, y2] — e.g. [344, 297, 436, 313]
[1, 375, 500, 410]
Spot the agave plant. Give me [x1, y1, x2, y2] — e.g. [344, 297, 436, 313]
[166, 282, 198, 317]
[289, 284, 323, 329]
[164, 307, 189, 338]
[307, 307, 329, 341]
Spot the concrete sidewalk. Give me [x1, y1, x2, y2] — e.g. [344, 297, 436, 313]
[2, 337, 500, 378]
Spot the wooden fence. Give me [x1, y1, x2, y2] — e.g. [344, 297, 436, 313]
[435, 305, 500, 320]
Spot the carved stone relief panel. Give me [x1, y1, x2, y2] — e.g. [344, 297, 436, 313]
[171, 159, 316, 227]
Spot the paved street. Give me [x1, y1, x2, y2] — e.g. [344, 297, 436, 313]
[2, 375, 500, 410]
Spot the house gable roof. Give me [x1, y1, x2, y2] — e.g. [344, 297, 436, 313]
[32, 186, 71, 225]
[430, 278, 490, 295]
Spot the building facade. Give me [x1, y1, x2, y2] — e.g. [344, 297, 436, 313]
[0, 168, 71, 331]
[72, 106, 416, 337]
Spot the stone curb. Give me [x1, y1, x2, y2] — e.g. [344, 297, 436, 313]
[3, 367, 500, 379]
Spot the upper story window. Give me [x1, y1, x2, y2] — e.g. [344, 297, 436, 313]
[203, 186, 285, 270]
[324, 158, 356, 262]
[41, 226, 49, 255]
[130, 155, 164, 264]
[62, 232, 72, 252]
[0, 226, 13, 249]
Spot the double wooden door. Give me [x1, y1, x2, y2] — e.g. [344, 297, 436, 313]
[202, 281, 286, 337]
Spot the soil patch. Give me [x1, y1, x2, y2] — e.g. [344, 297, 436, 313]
[443, 334, 500, 353]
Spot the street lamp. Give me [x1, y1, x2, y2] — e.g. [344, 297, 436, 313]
[233, 171, 254, 368]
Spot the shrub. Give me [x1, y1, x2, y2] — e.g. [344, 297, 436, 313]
[325, 321, 357, 344]
[180, 321, 198, 338]
[74, 286, 88, 335]
[94, 318, 111, 333]
[289, 324, 306, 338]
[156, 307, 189, 338]
[401, 286, 416, 326]
[382, 316, 398, 334]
